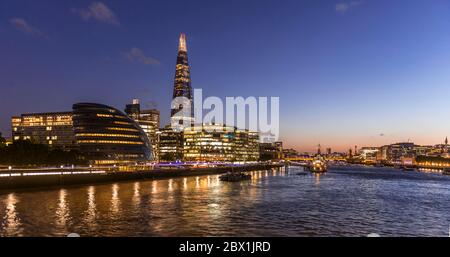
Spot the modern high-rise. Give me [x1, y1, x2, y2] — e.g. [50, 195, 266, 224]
[11, 112, 76, 150]
[125, 99, 160, 160]
[171, 33, 194, 128]
[157, 125, 184, 162]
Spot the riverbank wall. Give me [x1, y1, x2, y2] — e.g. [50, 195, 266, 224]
[0, 164, 283, 191]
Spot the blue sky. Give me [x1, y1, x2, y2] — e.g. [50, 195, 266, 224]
[1, 0, 450, 152]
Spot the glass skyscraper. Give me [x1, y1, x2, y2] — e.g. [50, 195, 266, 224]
[171, 33, 194, 128]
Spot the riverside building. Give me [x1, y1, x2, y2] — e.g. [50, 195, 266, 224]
[72, 103, 152, 164]
[259, 141, 283, 161]
[11, 112, 76, 150]
[183, 124, 260, 162]
[157, 126, 184, 162]
[125, 99, 160, 160]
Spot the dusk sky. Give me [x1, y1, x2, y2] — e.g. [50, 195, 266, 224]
[1, 0, 450, 152]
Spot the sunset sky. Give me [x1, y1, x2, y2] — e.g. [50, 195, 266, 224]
[1, 0, 450, 152]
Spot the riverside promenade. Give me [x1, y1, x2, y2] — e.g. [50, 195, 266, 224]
[0, 163, 283, 191]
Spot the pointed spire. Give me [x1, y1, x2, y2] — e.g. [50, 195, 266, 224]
[445, 137, 448, 145]
[178, 33, 187, 52]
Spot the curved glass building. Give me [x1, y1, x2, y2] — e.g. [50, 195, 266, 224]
[72, 103, 152, 164]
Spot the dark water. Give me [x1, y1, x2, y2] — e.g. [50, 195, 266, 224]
[0, 166, 449, 237]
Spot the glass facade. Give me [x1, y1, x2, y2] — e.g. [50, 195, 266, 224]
[157, 126, 184, 162]
[259, 142, 283, 161]
[183, 124, 260, 162]
[125, 99, 160, 160]
[171, 33, 194, 127]
[72, 103, 152, 164]
[11, 112, 76, 150]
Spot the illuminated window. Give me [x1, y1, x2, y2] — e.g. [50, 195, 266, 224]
[77, 140, 143, 145]
[97, 114, 114, 118]
[76, 133, 139, 138]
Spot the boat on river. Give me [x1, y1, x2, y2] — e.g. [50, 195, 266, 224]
[305, 155, 328, 173]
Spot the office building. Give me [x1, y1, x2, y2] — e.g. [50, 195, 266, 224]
[125, 99, 160, 160]
[259, 141, 283, 161]
[72, 103, 152, 164]
[157, 126, 184, 162]
[11, 112, 76, 150]
[183, 124, 260, 162]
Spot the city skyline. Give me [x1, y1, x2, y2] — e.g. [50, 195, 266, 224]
[1, 0, 450, 152]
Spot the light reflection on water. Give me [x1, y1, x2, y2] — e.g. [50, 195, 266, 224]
[55, 189, 70, 233]
[0, 167, 449, 237]
[110, 184, 121, 214]
[1, 193, 22, 236]
[84, 186, 97, 230]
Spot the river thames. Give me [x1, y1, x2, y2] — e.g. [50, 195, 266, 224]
[0, 166, 449, 237]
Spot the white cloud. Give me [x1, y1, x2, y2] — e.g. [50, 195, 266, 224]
[72, 2, 120, 26]
[10, 18, 45, 37]
[335, 1, 363, 14]
[122, 47, 160, 65]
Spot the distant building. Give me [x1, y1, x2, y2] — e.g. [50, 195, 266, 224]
[427, 138, 450, 157]
[72, 103, 152, 165]
[283, 148, 299, 158]
[259, 141, 283, 161]
[183, 124, 259, 162]
[157, 126, 184, 162]
[0, 132, 6, 146]
[391, 142, 416, 163]
[11, 112, 76, 150]
[359, 147, 379, 162]
[376, 145, 387, 161]
[125, 99, 160, 160]
[416, 155, 450, 168]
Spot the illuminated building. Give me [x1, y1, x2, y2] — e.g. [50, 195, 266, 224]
[72, 103, 152, 164]
[259, 141, 283, 161]
[245, 131, 260, 161]
[125, 99, 160, 160]
[11, 112, 76, 150]
[415, 155, 450, 168]
[183, 124, 260, 162]
[283, 148, 299, 158]
[375, 142, 415, 163]
[427, 137, 450, 157]
[157, 126, 183, 162]
[359, 147, 379, 162]
[171, 33, 194, 128]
